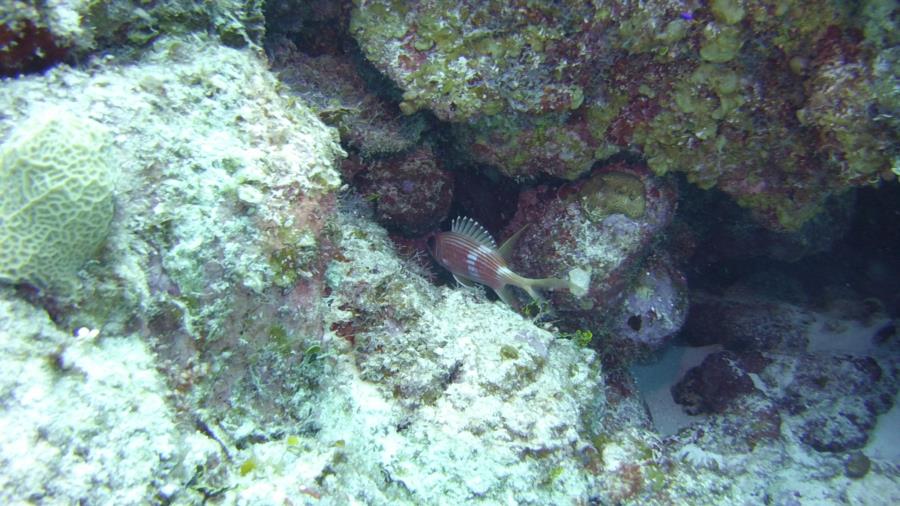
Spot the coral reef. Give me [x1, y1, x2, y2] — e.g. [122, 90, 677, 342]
[0, 1, 265, 75]
[0, 26, 348, 501]
[350, 1, 605, 121]
[0, 292, 186, 504]
[0, 2, 898, 505]
[624, 5, 898, 231]
[349, 0, 899, 230]
[604, 254, 689, 354]
[0, 109, 115, 294]
[451, 111, 607, 181]
[311, 212, 608, 503]
[269, 38, 428, 159]
[673, 270, 900, 459]
[673, 350, 899, 453]
[354, 145, 454, 236]
[501, 161, 684, 357]
[0, 29, 345, 441]
[81, 0, 265, 50]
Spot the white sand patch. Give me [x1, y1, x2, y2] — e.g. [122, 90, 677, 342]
[631, 344, 722, 436]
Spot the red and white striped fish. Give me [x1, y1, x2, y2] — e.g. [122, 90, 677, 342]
[426, 217, 572, 307]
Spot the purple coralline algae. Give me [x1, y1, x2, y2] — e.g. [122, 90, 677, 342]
[355, 145, 455, 236]
[604, 254, 689, 354]
[500, 161, 685, 355]
[673, 351, 899, 453]
[671, 350, 771, 415]
[269, 39, 427, 159]
[350, 1, 605, 121]
[350, 0, 899, 230]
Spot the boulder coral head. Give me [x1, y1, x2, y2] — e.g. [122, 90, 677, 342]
[499, 161, 686, 359]
[604, 254, 689, 355]
[355, 145, 454, 236]
[504, 162, 678, 314]
[0, 109, 116, 295]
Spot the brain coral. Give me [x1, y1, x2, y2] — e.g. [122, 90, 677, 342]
[0, 109, 115, 293]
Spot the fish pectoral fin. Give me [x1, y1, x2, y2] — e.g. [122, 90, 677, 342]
[495, 286, 521, 309]
[453, 274, 478, 288]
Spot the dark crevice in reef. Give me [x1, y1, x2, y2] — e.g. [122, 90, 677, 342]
[0, 19, 70, 78]
[680, 181, 900, 317]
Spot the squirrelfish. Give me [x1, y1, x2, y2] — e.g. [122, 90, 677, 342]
[426, 217, 572, 307]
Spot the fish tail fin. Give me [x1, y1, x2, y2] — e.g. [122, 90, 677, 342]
[528, 277, 573, 293]
[503, 274, 575, 308]
[516, 277, 573, 302]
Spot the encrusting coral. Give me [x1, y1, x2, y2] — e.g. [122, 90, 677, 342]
[350, 0, 899, 231]
[0, 1, 898, 505]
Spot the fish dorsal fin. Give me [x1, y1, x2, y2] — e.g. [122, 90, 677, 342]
[451, 217, 496, 249]
[498, 224, 529, 261]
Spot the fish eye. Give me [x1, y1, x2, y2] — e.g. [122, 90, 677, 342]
[426, 236, 436, 252]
